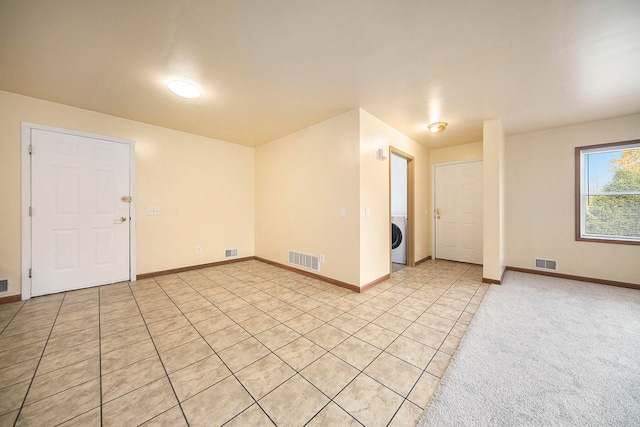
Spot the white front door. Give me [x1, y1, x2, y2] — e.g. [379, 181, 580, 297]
[434, 161, 483, 264]
[31, 128, 132, 296]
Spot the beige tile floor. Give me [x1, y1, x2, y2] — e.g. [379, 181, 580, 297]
[0, 259, 489, 426]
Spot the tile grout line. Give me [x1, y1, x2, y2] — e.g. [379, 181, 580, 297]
[179, 266, 340, 424]
[396, 265, 491, 420]
[161, 270, 291, 426]
[192, 260, 478, 426]
[0, 260, 482, 427]
[135, 272, 285, 426]
[280, 261, 480, 424]
[202, 265, 344, 427]
[324, 263, 477, 425]
[11, 294, 66, 426]
[126, 277, 193, 426]
[0, 301, 26, 336]
[385, 264, 481, 424]
[340, 262, 481, 424]
[239, 260, 481, 426]
[292, 261, 482, 422]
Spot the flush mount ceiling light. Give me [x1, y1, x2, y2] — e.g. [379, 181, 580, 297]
[428, 122, 448, 134]
[167, 79, 201, 99]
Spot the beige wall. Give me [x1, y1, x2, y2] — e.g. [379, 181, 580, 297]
[483, 119, 506, 282]
[0, 90, 255, 297]
[4, 89, 637, 298]
[255, 110, 361, 285]
[255, 109, 428, 288]
[505, 114, 640, 285]
[359, 110, 430, 285]
[429, 141, 483, 166]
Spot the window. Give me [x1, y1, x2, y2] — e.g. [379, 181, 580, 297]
[576, 140, 640, 245]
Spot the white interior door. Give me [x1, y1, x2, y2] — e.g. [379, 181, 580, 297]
[434, 161, 483, 264]
[31, 129, 131, 296]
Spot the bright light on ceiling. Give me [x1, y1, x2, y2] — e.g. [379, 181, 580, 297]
[167, 79, 202, 99]
[428, 122, 448, 134]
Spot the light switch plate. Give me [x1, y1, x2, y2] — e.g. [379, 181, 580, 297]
[147, 207, 160, 215]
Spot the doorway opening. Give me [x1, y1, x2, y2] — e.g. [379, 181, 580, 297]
[390, 148, 415, 272]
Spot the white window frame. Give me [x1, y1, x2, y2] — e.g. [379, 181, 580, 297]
[575, 140, 640, 245]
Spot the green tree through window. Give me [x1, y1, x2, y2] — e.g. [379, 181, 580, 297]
[577, 143, 640, 244]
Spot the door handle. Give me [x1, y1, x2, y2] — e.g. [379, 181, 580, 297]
[436, 208, 441, 219]
[118, 216, 127, 222]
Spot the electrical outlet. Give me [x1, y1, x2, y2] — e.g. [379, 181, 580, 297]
[319, 254, 325, 263]
[196, 246, 202, 254]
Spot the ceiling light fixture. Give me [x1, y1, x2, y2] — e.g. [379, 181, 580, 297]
[167, 79, 201, 99]
[428, 122, 448, 134]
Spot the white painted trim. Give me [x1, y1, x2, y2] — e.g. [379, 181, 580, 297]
[431, 158, 483, 259]
[21, 123, 31, 300]
[431, 158, 483, 168]
[128, 141, 137, 282]
[21, 122, 136, 299]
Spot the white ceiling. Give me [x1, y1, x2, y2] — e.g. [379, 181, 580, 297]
[1, 0, 639, 148]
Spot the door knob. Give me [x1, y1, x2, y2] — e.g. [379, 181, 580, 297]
[119, 216, 127, 222]
[436, 208, 441, 219]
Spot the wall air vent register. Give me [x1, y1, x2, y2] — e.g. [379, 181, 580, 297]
[288, 250, 320, 272]
[534, 258, 558, 271]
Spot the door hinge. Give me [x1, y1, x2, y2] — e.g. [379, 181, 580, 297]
[121, 196, 132, 203]
[28, 144, 32, 155]
[29, 268, 32, 278]
[29, 206, 32, 216]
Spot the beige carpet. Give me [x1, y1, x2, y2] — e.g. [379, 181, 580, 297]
[419, 271, 640, 426]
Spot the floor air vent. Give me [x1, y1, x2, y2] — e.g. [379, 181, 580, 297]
[534, 258, 557, 271]
[288, 250, 320, 272]
[225, 249, 238, 258]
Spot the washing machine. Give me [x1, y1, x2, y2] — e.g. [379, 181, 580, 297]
[391, 215, 407, 264]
